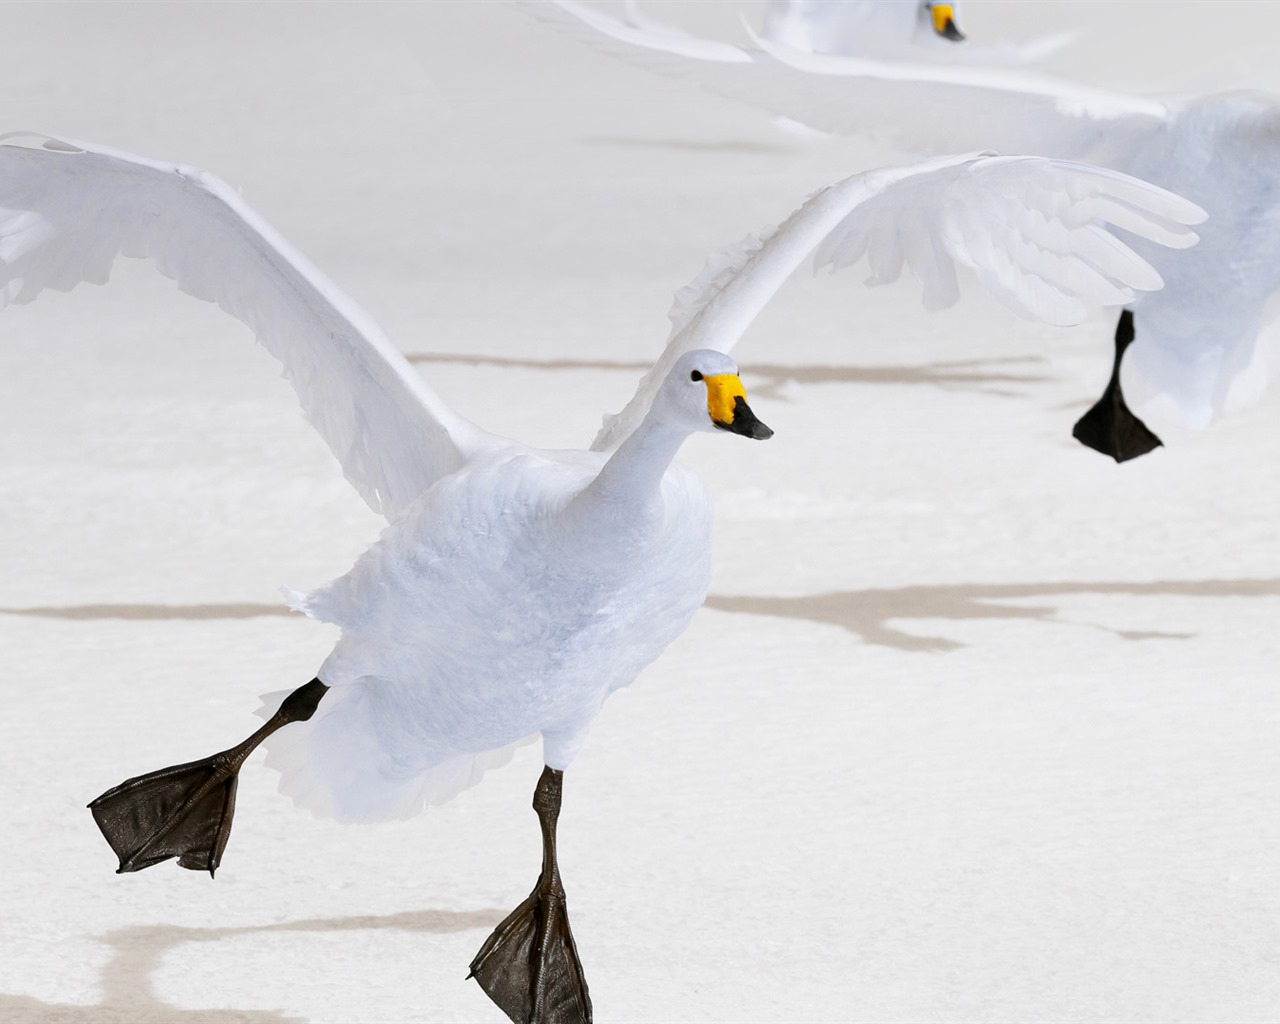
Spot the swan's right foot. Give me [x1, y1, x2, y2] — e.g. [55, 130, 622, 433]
[469, 766, 592, 1024]
[1072, 309, 1163, 462]
[88, 677, 328, 877]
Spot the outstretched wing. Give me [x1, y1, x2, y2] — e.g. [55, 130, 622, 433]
[592, 152, 1205, 451]
[0, 133, 495, 521]
[525, 1, 1166, 158]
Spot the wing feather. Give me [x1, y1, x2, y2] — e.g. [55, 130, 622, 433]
[0, 133, 494, 520]
[593, 153, 1205, 451]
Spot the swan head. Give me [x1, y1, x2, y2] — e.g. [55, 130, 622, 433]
[661, 350, 773, 441]
[923, 1, 965, 41]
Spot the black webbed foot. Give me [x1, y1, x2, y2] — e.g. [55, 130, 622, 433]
[469, 766, 592, 1024]
[1072, 309, 1163, 462]
[89, 748, 243, 875]
[469, 884, 590, 1024]
[88, 677, 328, 877]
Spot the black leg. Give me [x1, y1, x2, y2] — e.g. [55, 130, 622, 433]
[469, 766, 592, 1024]
[1072, 309, 1164, 462]
[88, 678, 329, 877]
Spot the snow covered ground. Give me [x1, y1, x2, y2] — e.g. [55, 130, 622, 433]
[1, 2, 1278, 1021]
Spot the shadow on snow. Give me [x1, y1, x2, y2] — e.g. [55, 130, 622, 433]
[404, 352, 1053, 399]
[0, 907, 503, 1023]
[706, 578, 1280, 651]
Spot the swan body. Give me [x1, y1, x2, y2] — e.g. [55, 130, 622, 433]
[1105, 93, 1280, 420]
[764, 0, 968, 56]
[535, 1, 1275, 431]
[759, 0, 1076, 63]
[278, 410, 715, 821]
[0, 136, 1202, 814]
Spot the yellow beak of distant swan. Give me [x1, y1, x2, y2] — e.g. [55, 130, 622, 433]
[930, 4, 964, 40]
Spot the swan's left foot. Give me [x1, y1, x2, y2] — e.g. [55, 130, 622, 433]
[469, 766, 592, 1024]
[88, 678, 328, 876]
[1072, 309, 1163, 462]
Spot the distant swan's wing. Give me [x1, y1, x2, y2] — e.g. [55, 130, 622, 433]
[0, 133, 495, 521]
[533, 0, 756, 63]
[527, 1, 1165, 157]
[592, 152, 1205, 451]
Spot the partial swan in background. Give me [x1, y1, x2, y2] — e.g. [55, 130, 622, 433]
[763, 0, 968, 55]
[0, 133, 1200, 1022]
[624, 0, 1069, 68]
[760, 0, 1074, 63]
[533, 0, 1278, 461]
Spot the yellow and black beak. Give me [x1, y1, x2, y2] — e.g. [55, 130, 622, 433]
[930, 3, 965, 41]
[704, 373, 773, 440]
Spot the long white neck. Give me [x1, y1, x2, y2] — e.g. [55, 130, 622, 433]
[566, 409, 691, 545]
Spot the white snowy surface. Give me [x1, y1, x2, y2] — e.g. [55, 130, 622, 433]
[1, 3, 1278, 1022]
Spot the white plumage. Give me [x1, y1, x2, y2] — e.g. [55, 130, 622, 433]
[620, 1, 984, 62]
[274, 442, 714, 820]
[762, 0, 963, 56]
[759, 0, 1072, 63]
[535, 0, 1278, 429]
[0, 134, 1202, 823]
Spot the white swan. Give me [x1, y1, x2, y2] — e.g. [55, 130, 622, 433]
[619, 0, 1072, 67]
[0, 132, 1202, 1022]
[532, 0, 1280, 460]
[760, 0, 1074, 64]
[764, 0, 967, 55]
[619, 0, 967, 58]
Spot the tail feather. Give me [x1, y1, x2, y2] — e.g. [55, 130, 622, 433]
[256, 680, 535, 822]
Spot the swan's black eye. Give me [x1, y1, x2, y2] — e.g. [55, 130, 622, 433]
[690, 370, 703, 381]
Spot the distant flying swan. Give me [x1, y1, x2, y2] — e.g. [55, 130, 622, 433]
[758, 0, 1072, 63]
[0, 133, 1200, 1023]
[624, 0, 1071, 67]
[534, 0, 1277, 462]
[764, 0, 967, 55]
